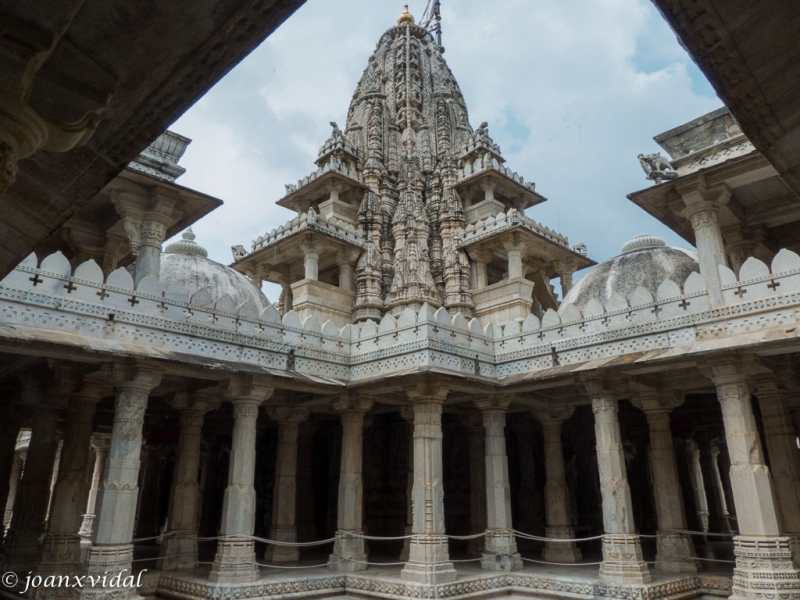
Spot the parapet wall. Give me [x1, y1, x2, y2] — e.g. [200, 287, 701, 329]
[1, 249, 799, 383]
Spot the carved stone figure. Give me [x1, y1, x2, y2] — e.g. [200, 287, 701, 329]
[638, 152, 678, 182]
[231, 245, 247, 261]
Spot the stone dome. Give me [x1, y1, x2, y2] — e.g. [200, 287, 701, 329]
[560, 234, 699, 312]
[160, 229, 270, 310]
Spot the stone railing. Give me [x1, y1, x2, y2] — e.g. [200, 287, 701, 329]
[459, 207, 570, 249]
[250, 208, 362, 254]
[2, 249, 800, 384]
[282, 158, 363, 199]
[456, 151, 530, 189]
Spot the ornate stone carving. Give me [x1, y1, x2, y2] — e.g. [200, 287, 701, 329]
[0, 139, 18, 196]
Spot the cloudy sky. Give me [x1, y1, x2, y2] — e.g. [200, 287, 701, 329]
[169, 0, 721, 302]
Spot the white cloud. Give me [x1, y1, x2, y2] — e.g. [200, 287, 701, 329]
[170, 0, 721, 295]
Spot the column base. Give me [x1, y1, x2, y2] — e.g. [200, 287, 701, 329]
[481, 530, 522, 571]
[655, 532, 699, 573]
[209, 539, 259, 584]
[157, 532, 198, 571]
[78, 514, 95, 541]
[599, 534, 651, 585]
[328, 531, 368, 572]
[80, 544, 139, 600]
[543, 527, 582, 563]
[32, 535, 84, 600]
[730, 536, 800, 600]
[263, 526, 299, 562]
[401, 534, 457, 584]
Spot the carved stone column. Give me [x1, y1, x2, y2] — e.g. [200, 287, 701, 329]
[677, 178, 730, 306]
[460, 414, 487, 556]
[329, 395, 372, 572]
[81, 364, 162, 600]
[300, 241, 322, 281]
[699, 437, 733, 534]
[754, 378, 800, 543]
[631, 393, 698, 573]
[475, 398, 521, 571]
[3, 377, 65, 574]
[79, 434, 111, 541]
[112, 191, 176, 285]
[264, 406, 309, 562]
[0, 403, 25, 530]
[535, 407, 582, 563]
[401, 380, 457, 584]
[209, 377, 273, 584]
[706, 360, 800, 600]
[587, 382, 650, 585]
[4, 451, 25, 531]
[37, 379, 107, 588]
[684, 439, 710, 534]
[158, 391, 218, 571]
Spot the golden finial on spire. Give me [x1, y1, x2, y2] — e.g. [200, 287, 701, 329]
[398, 4, 415, 25]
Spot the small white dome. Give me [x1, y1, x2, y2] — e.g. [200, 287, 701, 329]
[561, 235, 699, 312]
[161, 229, 269, 310]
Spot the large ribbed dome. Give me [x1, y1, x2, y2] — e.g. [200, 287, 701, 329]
[560, 234, 699, 311]
[161, 229, 270, 310]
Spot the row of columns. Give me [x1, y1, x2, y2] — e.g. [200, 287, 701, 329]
[2, 363, 799, 598]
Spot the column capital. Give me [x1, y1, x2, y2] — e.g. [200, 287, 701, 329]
[473, 395, 513, 412]
[168, 389, 222, 414]
[90, 432, 111, 452]
[266, 405, 310, 424]
[222, 374, 273, 404]
[332, 393, 373, 414]
[699, 356, 754, 388]
[629, 390, 684, 414]
[405, 378, 450, 403]
[534, 405, 575, 424]
[109, 361, 163, 393]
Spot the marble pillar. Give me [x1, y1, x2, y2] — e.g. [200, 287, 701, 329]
[706, 360, 800, 600]
[0, 404, 26, 532]
[535, 407, 582, 563]
[684, 439, 711, 534]
[264, 406, 309, 562]
[4, 381, 64, 574]
[3, 451, 25, 532]
[588, 383, 650, 585]
[677, 179, 730, 307]
[632, 394, 698, 573]
[460, 414, 487, 556]
[159, 392, 217, 571]
[209, 377, 272, 583]
[81, 364, 162, 600]
[329, 395, 372, 571]
[79, 434, 111, 541]
[755, 378, 800, 543]
[699, 438, 733, 534]
[476, 398, 522, 571]
[37, 381, 106, 590]
[400, 381, 457, 584]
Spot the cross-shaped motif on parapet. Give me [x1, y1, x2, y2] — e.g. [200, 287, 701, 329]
[63, 281, 77, 294]
[208, 313, 218, 324]
[767, 279, 781, 292]
[601, 315, 610, 326]
[157, 300, 168, 313]
[733, 286, 747, 299]
[577, 321, 587, 332]
[255, 323, 264, 334]
[677, 298, 690, 310]
[651, 305, 661, 317]
[184, 308, 194, 320]
[127, 296, 139, 307]
[29, 274, 43, 286]
[96, 289, 109, 301]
